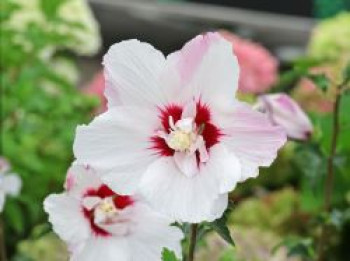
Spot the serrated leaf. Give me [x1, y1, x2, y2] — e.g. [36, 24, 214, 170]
[210, 214, 235, 246]
[162, 248, 179, 261]
[307, 74, 330, 92]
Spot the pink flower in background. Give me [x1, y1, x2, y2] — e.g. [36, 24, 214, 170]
[44, 163, 183, 261]
[74, 32, 286, 222]
[295, 66, 335, 113]
[84, 71, 107, 113]
[219, 30, 278, 94]
[255, 93, 313, 140]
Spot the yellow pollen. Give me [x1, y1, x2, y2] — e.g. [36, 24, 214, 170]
[168, 130, 194, 152]
[99, 200, 117, 214]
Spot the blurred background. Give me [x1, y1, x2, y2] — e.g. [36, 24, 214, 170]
[1, 0, 350, 260]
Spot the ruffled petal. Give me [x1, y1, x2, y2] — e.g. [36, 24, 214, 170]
[103, 39, 167, 108]
[218, 102, 287, 181]
[73, 106, 158, 194]
[43, 194, 91, 246]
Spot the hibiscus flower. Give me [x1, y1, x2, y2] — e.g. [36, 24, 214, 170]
[44, 163, 183, 261]
[74, 32, 287, 223]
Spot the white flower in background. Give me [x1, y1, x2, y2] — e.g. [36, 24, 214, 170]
[255, 93, 313, 140]
[57, 0, 101, 56]
[44, 163, 183, 261]
[7, 0, 101, 56]
[74, 32, 287, 223]
[0, 157, 22, 212]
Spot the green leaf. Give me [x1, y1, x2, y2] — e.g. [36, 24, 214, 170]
[210, 212, 235, 246]
[307, 74, 330, 92]
[162, 248, 179, 261]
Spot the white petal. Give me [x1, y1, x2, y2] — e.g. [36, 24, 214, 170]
[202, 144, 241, 194]
[208, 194, 229, 221]
[173, 152, 198, 178]
[181, 99, 197, 119]
[73, 106, 158, 194]
[128, 202, 184, 260]
[44, 194, 90, 246]
[164, 32, 239, 110]
[175, 118, 194, 133]
[3, 174, 22, 196]
[139, 157, 222, 223]
[218, 102, 287, 181]
[82, 196, 101, 210]
[103, 39, 167, 108]
[196, 136, 209, 163]
[71, 238, 130, 261]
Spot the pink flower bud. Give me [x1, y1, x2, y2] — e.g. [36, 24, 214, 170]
[256, 93, 313, 140]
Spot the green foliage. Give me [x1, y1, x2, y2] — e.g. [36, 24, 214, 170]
[273, 237, 315, 261]
[1, 0, 98, 255]
[218, 248, 237, 261]
[307, 74, 330, 92]
[210, 210, 235, 246]
[162, 248, 179, 261]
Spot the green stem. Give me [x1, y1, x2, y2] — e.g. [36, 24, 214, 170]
[317, 86, 343, 261]
[188, 224, 198, 261]
[0, 215, 7, 261]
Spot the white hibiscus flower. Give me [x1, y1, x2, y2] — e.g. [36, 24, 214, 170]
[74, 32, 287, 223]
[44, 163, 183, 261]
[0, 157, 22, 212]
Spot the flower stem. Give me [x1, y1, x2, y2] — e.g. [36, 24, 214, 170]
[0, 215, 7, 261]
[188, 224, 198, 261]
[317, 85, 343, 261]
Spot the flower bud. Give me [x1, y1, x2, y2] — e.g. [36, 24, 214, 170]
[256, 93, 313, 140]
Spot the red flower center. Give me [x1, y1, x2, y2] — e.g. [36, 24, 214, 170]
[82, 185, 133, 237]
[150, 101, 221, 158]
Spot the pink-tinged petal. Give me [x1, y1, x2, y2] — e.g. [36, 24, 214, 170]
[164, 32, 240, 110]
[173, 152, 198, 177]
[103, 39, 167, 108]
[73, 106, 159, 194]
[258, 93, 314, 140]
[218, 102, 287, 181]
[64, 170, 75, 191]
